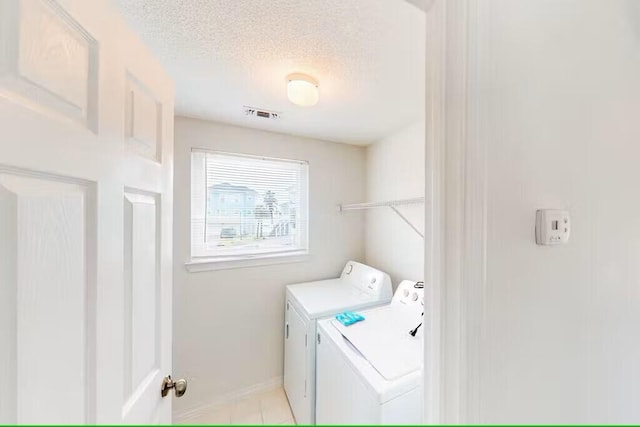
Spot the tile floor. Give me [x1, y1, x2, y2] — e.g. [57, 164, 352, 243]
[178, 387, 296, 425]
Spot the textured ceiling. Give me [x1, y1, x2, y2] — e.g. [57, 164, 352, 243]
[113, 0, 425, 145]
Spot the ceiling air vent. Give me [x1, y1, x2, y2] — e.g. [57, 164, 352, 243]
[243, 106, 282, 120]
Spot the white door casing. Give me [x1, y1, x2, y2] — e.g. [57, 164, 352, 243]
[0, 0, 174, 423]
[424, 0, 487, 424]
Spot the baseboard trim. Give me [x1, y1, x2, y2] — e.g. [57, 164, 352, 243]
[173, 376, 284, 423]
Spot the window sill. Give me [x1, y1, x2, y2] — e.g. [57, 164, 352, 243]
[185, 251, 311, 273]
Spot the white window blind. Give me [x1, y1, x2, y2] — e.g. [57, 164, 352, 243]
[191, 149, 309, 261]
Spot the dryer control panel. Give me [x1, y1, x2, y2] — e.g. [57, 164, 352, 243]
[340, 260, 392, 300]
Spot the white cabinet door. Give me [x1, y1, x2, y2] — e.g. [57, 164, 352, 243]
[284, 300, 308, 423]
[0, 0, 175, 423]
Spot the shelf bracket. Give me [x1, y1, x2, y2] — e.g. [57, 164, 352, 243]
[338, 197, 425, 239]
[389, 205, 424, 239]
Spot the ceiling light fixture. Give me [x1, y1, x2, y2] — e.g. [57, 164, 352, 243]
[287, 73, 319, 107]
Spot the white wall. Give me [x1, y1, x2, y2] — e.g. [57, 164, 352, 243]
[365, 122, 425, 286]
[470, 0, 640, 423]
[173, 117, 366, 414]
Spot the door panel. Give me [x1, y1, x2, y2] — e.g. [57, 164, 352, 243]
[122, 190, 162, 423]
[0, 0, 99, 129]
[0, 0, 174, 423]
[0, 175, 17, 423]
[125, 73, 163, 162]
[0, 171, 95, 424]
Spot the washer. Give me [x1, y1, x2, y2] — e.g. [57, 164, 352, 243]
[284, 261, 392, 425]
[315, 280, 424, 425]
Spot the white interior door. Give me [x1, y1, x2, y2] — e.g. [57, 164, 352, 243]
[0, 0, 175, 423]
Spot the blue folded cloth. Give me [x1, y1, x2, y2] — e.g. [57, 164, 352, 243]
[335, 311, 365, 326]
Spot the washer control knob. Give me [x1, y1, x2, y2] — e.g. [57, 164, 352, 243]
[403, 289, 410, 297]
[370, 277, 377, 284]
[411, 292, 419, 301]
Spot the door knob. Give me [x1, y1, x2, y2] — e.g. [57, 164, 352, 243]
[161, 375, 187, 398]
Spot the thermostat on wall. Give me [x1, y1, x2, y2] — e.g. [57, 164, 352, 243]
[536, 209, 570, 245]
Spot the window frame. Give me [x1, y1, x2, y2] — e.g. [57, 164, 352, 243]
[187, 148, 310, 272]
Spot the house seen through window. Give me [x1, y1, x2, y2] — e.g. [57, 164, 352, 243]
[191, 149, 309, 260]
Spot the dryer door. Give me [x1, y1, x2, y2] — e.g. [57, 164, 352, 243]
[284, 300, 308, 423]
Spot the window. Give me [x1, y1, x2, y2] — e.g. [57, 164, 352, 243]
[191, 149, 309, 263]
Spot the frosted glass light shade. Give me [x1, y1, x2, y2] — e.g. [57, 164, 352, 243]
[287, 73, 319, 107]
